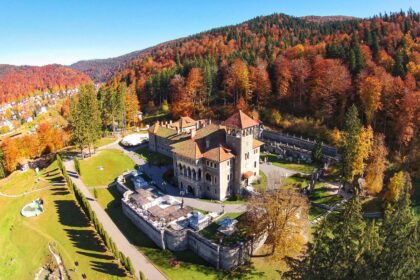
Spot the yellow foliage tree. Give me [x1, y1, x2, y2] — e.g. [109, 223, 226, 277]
[351, 126, 373, 181]
[364, 134, 388, 194]
[245, 189, 309, 262]
[384, 171, 405, 203]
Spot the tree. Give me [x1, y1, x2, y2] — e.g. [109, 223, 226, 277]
[352, 126, 373, 183]
[245, 189, 309, 261]
[125, 86, 140, 127]
[126, 256, 135, 276]
[364, 134, 388, 194]
[249, 59, 271, 108]
[286, 195, 367, 279]
[274, 56, 292, 101]
[1, 137, 20, 173]
[311, 57, 351, 121]
[379, 173, 419, 279]
[74, 158, 81, 175]
[0, 147, 6, 178]
[358, 76, 382, 124]
[312, 139, 322, 163]
[139, 270, 146, 280]
[384, 171, 405, 203]
[342, 105, 361, 184]
[70, 84, 102, 156]
[225, 58, 250, 105]
[185, 68, 205, 115]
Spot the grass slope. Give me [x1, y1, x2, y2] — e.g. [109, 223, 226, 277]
[0, 161, 130, 280]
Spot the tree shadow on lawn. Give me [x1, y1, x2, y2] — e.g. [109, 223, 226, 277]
[76, 251, 115, 260]
[65, 229, 107, 253]
[54, 200, 91, 227]
[50, 187, 70, 196]
[91, 260, 127, 277]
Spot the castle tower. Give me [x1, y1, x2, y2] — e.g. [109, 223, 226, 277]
[223, 111, 262, 195]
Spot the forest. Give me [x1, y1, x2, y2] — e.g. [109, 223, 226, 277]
[0, 64, 90, 104]
[101, 10, 419, 177]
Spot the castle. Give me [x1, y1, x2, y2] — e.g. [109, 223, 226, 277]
[148, 111, 264, 200]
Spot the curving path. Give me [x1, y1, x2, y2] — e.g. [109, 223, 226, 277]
[0, 185, 54, 198]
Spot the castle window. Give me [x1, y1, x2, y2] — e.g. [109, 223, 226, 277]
[254, 161, 257, 168]
[227, 174, 230, 180]
[245, 152, 249, 160]
[206, 173, 211, 182]
[227, 160, 230, 166]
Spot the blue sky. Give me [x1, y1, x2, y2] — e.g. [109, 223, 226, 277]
[0, 0, 418, 66]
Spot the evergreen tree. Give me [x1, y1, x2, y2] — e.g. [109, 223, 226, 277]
[378, 173, 419, 279]
[74, 157, 81, 175]
[0, 147, 6, 178]
[342, 105, 362, 184]
[394, 50, 406, 78]
[285, 195, 366, 279]
[70, 84, 102, 156]
[311, 138, 323, 163]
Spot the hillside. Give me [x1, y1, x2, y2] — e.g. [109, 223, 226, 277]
[70, 49, 148, 83]
[0, 64, 91, 104]
[102, 11, 419, 175]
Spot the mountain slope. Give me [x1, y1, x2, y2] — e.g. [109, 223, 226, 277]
[0, 64, 91, 104]
[101, 11, 419, 174]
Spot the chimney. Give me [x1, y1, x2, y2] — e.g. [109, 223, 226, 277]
[209, 119, 212, 125]
[191, 129, 196, 139]
[170, 120, 172, 124]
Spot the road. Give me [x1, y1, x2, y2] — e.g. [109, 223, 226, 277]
[64, 160, 167, 280]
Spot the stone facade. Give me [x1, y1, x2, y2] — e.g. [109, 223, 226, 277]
[148, 111, 264, 201]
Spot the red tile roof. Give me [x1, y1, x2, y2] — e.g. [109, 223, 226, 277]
[202, 145, 235, 162]
[223, 110, 260, 129]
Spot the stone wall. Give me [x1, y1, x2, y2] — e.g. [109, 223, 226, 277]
[122, 197, 267, 270]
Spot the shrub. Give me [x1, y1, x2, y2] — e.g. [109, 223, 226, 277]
[74, 158, 81, 175]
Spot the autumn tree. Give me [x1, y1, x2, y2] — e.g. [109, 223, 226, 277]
[249, 59, 271, 108]
[274, 56, 291, 101]
[358, 76, 382, 124]
[311, 57, 351, 121]
[364, 134, 388, 194]
[185, 67, 205, 115]
[384, 171, 405, 203]
[125, 86, 140, 127]
[245, 189, 309, 261]
[1, 137, 20, 172]
[225, 58, 250, 105]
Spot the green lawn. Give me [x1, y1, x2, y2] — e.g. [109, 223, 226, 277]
[0, 169, 49, 195]
[252, 170, 267, 192]
[95, 136, 117, 148]
[0, 161, 130, 280]
[135, 147, 172, 166]
[261, 152, 319, 174]
[79, 149, 135, 187]
[95, 186, 280, 279]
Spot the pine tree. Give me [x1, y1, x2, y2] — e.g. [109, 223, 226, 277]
[378, 173, 419, 279]
[342, 105, 362, 184]
[394, 50, 406, 78]
[311, 139, 323, 163]
[285, 195, 366, 279]
[74, 157, 81, 175]
[0, 147, 6, 178]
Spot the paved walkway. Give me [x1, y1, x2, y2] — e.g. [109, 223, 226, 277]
[64, 160, 167, 280]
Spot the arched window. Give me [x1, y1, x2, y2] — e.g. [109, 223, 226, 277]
[205, 173, 212, 182]
[198, 169, 202, 180]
